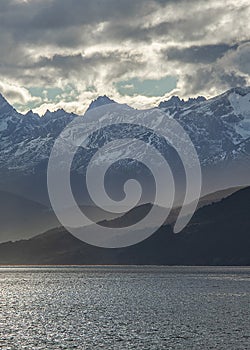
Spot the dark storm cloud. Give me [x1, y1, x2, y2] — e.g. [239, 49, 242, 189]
[178, 40, 250, 96]
[0, 0, 152, 34]
[37, 51, 143, 68]
[0, 0, 200, 31]
[228, 42, 250, 75]
[183, 67, 248, 95]
[164, 44, 239, 64]
[34, 51, 146, 80]
[93, 3, 228, 45]
[0, 0, 189, 57]
[30, 0, 146, 29]
[0, 0, 220, 48]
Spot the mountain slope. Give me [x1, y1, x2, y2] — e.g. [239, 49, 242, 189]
[0, 191, 59, 242]
[0, 186, 249, 265]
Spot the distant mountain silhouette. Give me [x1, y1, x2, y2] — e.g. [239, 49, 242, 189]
[0, 183, 238, 243]
[0, 190, 123, 243]
[0, 190, 59, 242]
[0, 187, 249, 265]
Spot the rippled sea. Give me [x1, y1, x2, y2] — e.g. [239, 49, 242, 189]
[0, 266, 249, 350]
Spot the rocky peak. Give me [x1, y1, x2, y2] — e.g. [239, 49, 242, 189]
[0, 93, 16, 114]
[86, 95, 116, 112]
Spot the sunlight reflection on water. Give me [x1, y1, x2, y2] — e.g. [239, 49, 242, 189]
[0, 266, 249, 349]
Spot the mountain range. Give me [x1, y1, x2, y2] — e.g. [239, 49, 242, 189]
[1, 87, 250, 243]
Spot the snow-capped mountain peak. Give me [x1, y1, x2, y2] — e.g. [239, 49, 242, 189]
[158, 95, 206, 113]
[86, 95, 116, 112]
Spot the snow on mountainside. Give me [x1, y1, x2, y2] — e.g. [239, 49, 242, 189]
[159, 87, 250, 165]
[0, 87, 250, 175]
[229, 89, 250, 139]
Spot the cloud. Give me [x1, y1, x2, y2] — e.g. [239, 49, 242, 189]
[179, 41, 250, 96]
[221, 42, 250, 75]
[182, 67, 248, 96]
[0, 0, 249, 114]
[164, 44, 239, 64]
[0, 81, 41, 108]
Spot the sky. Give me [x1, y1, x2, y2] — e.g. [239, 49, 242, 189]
[0, 0, 250, 115]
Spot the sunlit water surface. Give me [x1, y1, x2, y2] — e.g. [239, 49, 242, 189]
[0, 266, 249, 349]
